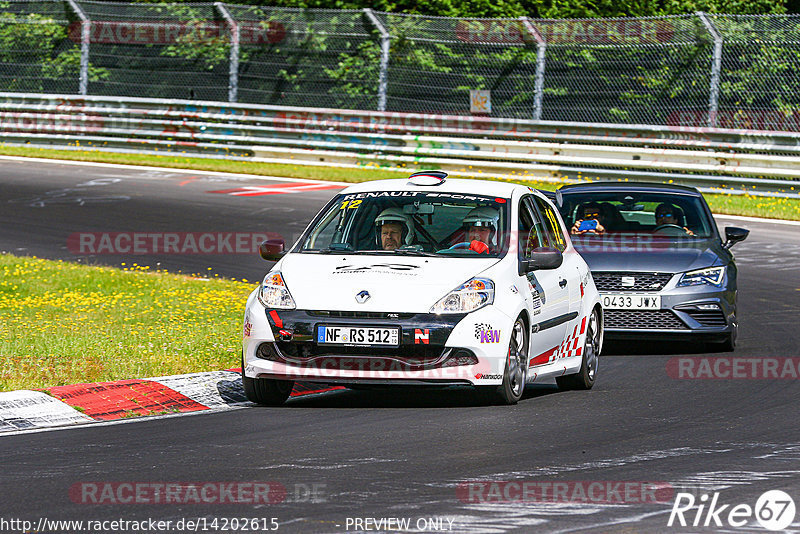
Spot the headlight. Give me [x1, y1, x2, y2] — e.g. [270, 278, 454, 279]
[431, 278, 494, 314]
[678, 266, 725, 288]
[258, 271, 296, 309]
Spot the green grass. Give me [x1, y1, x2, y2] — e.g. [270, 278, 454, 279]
[3, 144, 798, 220]
[0, 254, 253, 391]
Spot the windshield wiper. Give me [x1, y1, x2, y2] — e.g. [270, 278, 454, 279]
[390, 249, 439, 257]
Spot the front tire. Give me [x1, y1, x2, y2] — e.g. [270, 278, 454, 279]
[557, 307, 600, 391]
[481, 316, 528, 405]
[241, 354, 294, 406]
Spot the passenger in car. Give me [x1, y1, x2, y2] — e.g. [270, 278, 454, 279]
[571, 202, 607, 235]
[374, 208, 415, 250]
[654, 203, 695, 235]
[462, 207, 499, 254]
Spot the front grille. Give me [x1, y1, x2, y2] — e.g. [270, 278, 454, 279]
[265, 342, 476, 371]
[593, 272, 673, 292]
[683, 310, 727, 327]
[307, 310, 416, 319]
[605, 310, 688, 330]
[274, 340, 446, 364]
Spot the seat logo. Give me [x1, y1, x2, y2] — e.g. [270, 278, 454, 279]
[621, 276, 636, 287]
[355, 290, 370, 303]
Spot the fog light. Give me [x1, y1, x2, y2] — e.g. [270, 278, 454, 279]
[256, 343, 282, 362]
[442, 349, 479, 367]
[696, 304, 720, 311]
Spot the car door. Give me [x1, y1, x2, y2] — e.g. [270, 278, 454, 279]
[518, 196, 570, 370]
[533, 195, 584, 318]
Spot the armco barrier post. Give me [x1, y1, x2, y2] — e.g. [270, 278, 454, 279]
[363, 8, 391, 112]
[66, 0, 90, 95]
[697, 12, 722, 128]
[216, 3, 240, 103]
[521, 17, 546, 122]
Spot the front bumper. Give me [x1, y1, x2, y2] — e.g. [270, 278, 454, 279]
[600, 278, 735, 341]
[242, 302, 513, 386]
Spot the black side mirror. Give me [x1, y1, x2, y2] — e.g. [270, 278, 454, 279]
[519, 248, 563, 274]
[723, 227, 749, 249]
[259, 239, 286, 261]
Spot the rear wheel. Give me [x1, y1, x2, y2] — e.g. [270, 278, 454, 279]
[241, 354, 294, 406]
[557, 307, 600, 391]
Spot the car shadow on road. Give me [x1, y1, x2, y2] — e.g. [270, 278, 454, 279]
[283, 383, 561, 409]
[602, 339, 712, 356]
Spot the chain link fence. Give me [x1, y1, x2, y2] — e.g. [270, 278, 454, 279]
[2, 0, 800, 131]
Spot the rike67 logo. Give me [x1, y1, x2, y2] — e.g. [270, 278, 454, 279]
[668, 490, 796, 531]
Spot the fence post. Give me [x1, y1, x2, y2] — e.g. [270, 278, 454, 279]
[66, 0, 90, 95]
[363, 8, 390, 112]
[216, 2, 240, 103]
[697, 12, 722, 128]
[521, 17, 546, 121]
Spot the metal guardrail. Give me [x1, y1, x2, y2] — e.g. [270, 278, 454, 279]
[1, 93, 799, 198]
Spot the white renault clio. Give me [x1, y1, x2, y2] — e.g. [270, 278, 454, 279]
[242, 172, 602, 405]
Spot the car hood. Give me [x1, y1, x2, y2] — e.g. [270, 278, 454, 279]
[572, 237, 724, 273]
[278, 253, 500, 313]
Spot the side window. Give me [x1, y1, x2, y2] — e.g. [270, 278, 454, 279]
[534, 196, 568, 252]
[519, 196, 548, 258]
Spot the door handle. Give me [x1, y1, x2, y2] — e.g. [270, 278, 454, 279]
[559, 279, 568, 288]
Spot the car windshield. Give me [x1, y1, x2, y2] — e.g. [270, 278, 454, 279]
[298, 191, 510, 257]
[558, 191, 715, 240]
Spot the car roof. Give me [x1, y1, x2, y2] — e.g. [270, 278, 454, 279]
[340, 178, 534, 198]
[557, 181, 701, 196]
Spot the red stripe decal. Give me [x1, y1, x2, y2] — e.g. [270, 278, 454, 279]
[530, 346, 559, 367]
[290, 384, 345, 397]
[269, 310, 283, 328]
[579, 316, 587, 335]
[576, 347, 582, 357]
[48, 380, 208, 421]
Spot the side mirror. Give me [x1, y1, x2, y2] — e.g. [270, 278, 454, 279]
[519, 248, 563, 274]
[259, 239, 286, 261]
[723, 227, 749, 249]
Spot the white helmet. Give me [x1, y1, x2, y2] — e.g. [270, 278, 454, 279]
[375, 207, 415, 245]
[463, 206, 499, 243]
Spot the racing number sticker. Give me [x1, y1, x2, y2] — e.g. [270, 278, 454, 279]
[340, 200, 362, 210]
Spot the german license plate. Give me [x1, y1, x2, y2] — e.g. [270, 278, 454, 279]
[601, 294, 661, 310]
[316, 325, 399, 346]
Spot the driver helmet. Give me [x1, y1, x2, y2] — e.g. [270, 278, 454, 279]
[462, 206, 499, 245]
[375, 207, 415, 246]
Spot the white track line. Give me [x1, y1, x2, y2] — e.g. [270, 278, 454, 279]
[0, 155, 797, 225]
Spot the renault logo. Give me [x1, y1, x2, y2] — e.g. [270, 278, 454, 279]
[355, 290, 370, 303]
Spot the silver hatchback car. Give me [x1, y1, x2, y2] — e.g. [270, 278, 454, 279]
[554, 182, 748, 351]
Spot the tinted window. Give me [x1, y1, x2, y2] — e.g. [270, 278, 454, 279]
[519, 196, 549, 258]
[533, 195, 568, 252]
[558, 191, 714, 239]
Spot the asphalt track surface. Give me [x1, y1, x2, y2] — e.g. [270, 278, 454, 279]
[1, 158, 799, 533]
